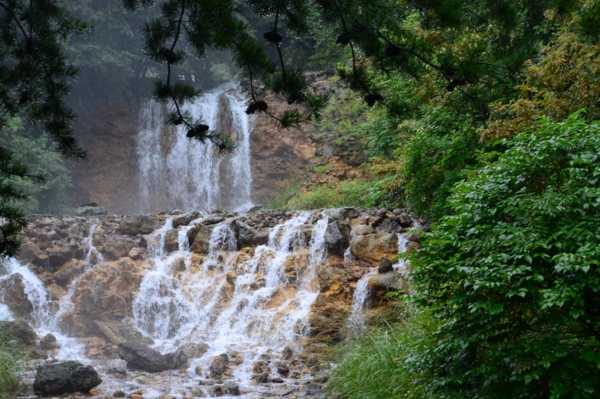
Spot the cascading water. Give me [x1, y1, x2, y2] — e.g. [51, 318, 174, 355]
[130, 212, 328, 394]
[137, 82, 254, 213]
[346, 232, 411, 335]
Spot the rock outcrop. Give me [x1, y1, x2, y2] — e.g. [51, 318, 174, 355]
[33, 361, 102, 396]
[118, 342, 187, 372]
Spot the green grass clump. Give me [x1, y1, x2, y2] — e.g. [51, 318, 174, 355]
[286, 179, 379, 210]
[326, 309, 436, 399]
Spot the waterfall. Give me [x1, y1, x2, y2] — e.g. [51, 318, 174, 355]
[137, 82, 254, 213]
[131, 212, 327, 387]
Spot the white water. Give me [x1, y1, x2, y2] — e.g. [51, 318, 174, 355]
[130, 212, 327, 392]
[346, 232, 411, 335]
[137, 82, 254, 213]
[0, 213, 334, 397]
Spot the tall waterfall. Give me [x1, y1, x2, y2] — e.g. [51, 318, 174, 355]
[137, 82, 254, 213]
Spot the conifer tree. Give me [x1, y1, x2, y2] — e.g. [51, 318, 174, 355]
[0, 0, 88, 255]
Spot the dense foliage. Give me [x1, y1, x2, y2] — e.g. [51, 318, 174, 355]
[408, 114, 600, 398]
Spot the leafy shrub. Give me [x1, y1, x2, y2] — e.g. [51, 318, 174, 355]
[410, 113, 600, 398]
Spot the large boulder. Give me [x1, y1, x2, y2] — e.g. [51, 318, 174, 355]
[54, 259, 85, 287]
[33, 361, 102, 396]
[375, 218, 402, 234]
[368, 272, 404, 292]
[0, 274, 33, 316]
[103, 235, 138, 260]
[190, 225, 217, 254]
[72, 258, 143, 335]
[44, 244, 75, 270]
[16, 239, 41, 263]
[172, 213, 194, 228]
[324, 221, 349, 256]
[164, 229, 180, 252]
[119, 215, 156, 235]
[0, 319, 37, 345]
[349, 233, 399, 266]
[118, 342, 187, 372]
[233, 220, 255, 248]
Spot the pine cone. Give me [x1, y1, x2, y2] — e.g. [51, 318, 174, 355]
[256, 100, 268, 111]
[159, 48, 177, 64]
[351, 21, 365, 32]
[385, 45, 400, 58]
[337, 33, 351, 46]
[245, 103, 257, 115]
[365, 93, 383, 107]
[264, 31, 283, 44]
[158, 86, 170, 98]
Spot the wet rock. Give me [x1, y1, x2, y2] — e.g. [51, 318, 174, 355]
[324, 221, 349, 256]
[44, 244, 75, 270]
[206, 217, 224, 225]
[72, 259, 143, 334]
[39, 333, 58, 350]
[368, 271, 404, 292]
[33, 361, 102, 396]
[272, 377, 284, 383]
[104, 235, 138, 260]
[0, 319, 37, 345]
[210, 354, 229, 377]
[16, 239, 41, 263]
[54, 259, 85, 286]
[349, 233, 398, 266]
[190, 225, 217, 254]
[341, 207, 360, 219]
[376, 218, 402, 234]
[164, 229, 180, 252]
[113, 390, 127, 397]
[118, 342, 184, 372]
[397, 213, 413, 227]
[233, 220, 255, 248]
[107, 367, 127, 378]
[36, 230, 60, 251]
[353, 224, 375, 235]
[251, 230, 270, 246]
[128, 246, 145, 260]
[119, 215, 156, 235]
[172, 213, 194, 228]
[378, 258, 394, 274]
[223, 381, 240, 396]
[277, 364, 289, 376]
[0, 274, 33, 316]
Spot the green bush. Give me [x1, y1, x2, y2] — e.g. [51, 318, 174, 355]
[410, 113, 600, 398]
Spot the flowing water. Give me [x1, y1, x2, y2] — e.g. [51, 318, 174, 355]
[137, 82, 254, 213]
[1, 212, 333, 397]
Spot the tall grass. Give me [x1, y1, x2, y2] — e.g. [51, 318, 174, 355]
[0, 324, 25, 398]
[326, 309, 436, 399]
[285, 179, 381, 210]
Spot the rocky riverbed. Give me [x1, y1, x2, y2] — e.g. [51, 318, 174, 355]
[1, 207, 420, 398]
